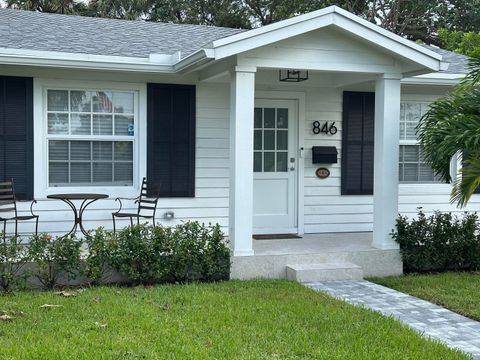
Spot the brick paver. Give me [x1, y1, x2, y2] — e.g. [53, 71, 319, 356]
[306, 280, 480, 359]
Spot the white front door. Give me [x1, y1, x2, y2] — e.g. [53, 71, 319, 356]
[253, 99, 297, 234]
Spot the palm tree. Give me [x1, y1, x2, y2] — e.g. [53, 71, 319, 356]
[417, 54, 480, 207]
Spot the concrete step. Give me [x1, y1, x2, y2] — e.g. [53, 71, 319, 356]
[286, 261, 364, 282]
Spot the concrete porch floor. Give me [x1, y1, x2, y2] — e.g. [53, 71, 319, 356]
[253, 232, 375, 255]
[231, 232, 403, 280]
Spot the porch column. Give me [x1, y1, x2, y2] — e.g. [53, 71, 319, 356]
[229, 66, 256, 256]
[372, 74, 402, 250]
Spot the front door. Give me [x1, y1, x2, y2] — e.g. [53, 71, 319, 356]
[253, 99, 297, 234]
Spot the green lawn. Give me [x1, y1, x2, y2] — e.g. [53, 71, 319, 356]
[0, 280, 467, 359]
[371, 272, 480, 321]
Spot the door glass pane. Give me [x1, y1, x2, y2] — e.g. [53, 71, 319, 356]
[276, 152, 287, 172]
[254, 130, 262, 150]
[277, 108, 288, 128]
[277, 130, 287, 150]
[264, 152, 275, 172]
[253, 152, 262, 172]
[264, 130, 275, 150]
[264, 108, 275, 128]
[254, 108, 262, 128]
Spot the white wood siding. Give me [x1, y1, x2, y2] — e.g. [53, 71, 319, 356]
[12, 81, 230, 237]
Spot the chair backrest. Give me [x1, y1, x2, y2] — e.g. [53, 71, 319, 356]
[137, 177, 159, 217]
[0, 179, 17, 217]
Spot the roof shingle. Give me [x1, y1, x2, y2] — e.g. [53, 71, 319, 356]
[0, 8, 243, 59]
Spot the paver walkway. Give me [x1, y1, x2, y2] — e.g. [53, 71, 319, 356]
[306, 280, 480, 359]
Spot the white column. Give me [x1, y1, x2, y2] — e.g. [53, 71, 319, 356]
[229, 66, 256, 256]
[372, 74, 402, 250]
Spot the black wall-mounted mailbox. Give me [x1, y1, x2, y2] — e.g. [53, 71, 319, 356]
[312, 146, 338, 164]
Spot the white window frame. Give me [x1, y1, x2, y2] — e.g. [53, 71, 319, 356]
[399, 101, 441, 184]
[34, 79, 147, 199]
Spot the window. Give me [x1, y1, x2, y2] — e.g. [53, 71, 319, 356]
[399, 102, 441, 183]
[46, 89, 136, 187]
[253, 107, 289, 173]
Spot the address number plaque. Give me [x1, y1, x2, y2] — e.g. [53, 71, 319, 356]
[312, 121, 337, 135]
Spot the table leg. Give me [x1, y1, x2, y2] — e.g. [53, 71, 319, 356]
[78, 198, 99, 236]
[59, 198, 79, 237]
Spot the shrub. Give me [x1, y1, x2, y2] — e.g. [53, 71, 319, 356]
[84, 228, 116, 284]
[110, 224, 167, 285]
[28, 234, 82, 289]
[110, 222, 230, 284]
[0, 235, 29, 292]
[392, 209, 480, 273]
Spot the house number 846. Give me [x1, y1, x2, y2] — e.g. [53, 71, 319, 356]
[313, 121, 337, 135]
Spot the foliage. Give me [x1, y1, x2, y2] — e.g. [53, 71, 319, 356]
[109, 224, 166, 284]
[392, 209, 480, 273]
[371, 272, 480, 321]
[0, 235, 29, 292]
[83, 228, 115, 284]
[0, 281, 467, 359]
[28, 234, 82, 289]
[4, 0, 480, 46]
[417, 53, 480, 207]
[110, 222, 230, 284]
[438, 29, 480, 58]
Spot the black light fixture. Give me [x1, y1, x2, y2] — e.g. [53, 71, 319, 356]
[279, 69, 309, 82]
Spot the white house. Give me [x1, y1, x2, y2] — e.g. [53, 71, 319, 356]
[0, 6, 473, 280]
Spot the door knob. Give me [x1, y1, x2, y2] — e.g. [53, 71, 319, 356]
[289, 166, 295, 171]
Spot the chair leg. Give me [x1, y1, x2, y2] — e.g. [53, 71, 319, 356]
[112, 214, 116, 234]
[2, 220, 6, 241]
[130, 216, 133, 227]
[14, 219, 18, 239]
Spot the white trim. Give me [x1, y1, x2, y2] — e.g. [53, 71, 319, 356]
[402, 72, 466, 86]
[206, 6, 445, 73]
[33, 78, 147, 199]
[255, 90, 306, 235]
[1, 6, 446, 76]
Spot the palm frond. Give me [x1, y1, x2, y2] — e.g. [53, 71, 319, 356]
[451, 157, 480, 208]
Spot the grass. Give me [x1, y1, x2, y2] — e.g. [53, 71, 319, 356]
[371, 272, 480, 321]
[0, 280, 468, 359]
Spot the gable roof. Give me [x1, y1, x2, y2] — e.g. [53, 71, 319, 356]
[422, 45, 469, 74]
[0, 6, 462, 77]
[0, 8, 242, 59]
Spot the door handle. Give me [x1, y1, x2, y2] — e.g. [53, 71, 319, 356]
[289, 166, 295, 171]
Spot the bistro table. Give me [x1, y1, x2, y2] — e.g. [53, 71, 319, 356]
[47, 193, 109, 236]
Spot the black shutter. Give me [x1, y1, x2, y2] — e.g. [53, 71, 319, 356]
[147, 84, 195, 197]
[0, 76, 33, 200]
[341, 91, 375, 195]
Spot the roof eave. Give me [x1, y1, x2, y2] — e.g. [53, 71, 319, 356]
[0, 47, 176, 73]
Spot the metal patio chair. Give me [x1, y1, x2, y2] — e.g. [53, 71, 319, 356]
[0, 179, 39, 239]
[112, 177, 159, 233]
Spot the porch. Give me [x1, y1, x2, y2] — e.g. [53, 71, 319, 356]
[230, 232, 403, 280]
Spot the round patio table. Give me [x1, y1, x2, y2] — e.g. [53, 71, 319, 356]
[47, 193, 109, 236]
